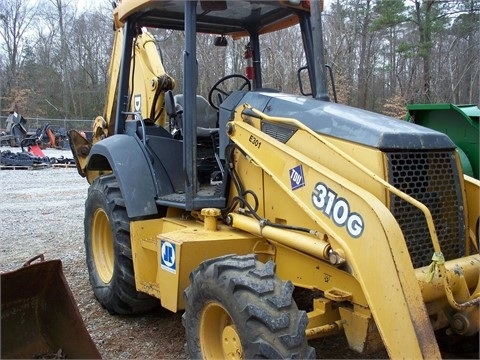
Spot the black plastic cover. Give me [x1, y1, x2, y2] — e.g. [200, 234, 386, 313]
[220, 91, 456, 151]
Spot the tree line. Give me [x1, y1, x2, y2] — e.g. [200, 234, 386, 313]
[0, 0, 478, 126]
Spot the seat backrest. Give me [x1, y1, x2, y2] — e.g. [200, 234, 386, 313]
[164, 90, 176, 118]
[174, 94, 218, 130]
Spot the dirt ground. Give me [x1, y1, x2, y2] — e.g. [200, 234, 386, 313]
[0, 147, 478, 359]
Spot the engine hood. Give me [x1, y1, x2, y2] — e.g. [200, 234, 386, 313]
[223, 91, 456, 150]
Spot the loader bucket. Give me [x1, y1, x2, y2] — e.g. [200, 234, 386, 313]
[1, 255, 101, 359]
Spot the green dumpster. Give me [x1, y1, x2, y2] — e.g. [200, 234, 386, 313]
[406, 103, 479, 179]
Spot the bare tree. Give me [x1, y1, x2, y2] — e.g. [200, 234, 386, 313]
[1, 0, 478, 123]
[68, 11, 114, 118]
[0, 0, 38, 110]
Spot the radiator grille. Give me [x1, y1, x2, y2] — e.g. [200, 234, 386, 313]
[386, 151, 465, 268]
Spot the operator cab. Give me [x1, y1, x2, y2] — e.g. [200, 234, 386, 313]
[109, 0, 327, 212]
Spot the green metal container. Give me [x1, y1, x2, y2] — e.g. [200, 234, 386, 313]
[406, 103, 479, 179]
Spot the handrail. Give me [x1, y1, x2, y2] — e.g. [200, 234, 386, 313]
[123, 111, 146, 146]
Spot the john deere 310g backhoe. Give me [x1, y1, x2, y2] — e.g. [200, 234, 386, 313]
[68, 1, 479, 358]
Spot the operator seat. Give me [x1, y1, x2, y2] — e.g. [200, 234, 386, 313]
[165, 92, 218, 138]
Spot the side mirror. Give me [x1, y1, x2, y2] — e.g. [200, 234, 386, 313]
[297, 66, 312, 97]
[297, 65, 337, 102]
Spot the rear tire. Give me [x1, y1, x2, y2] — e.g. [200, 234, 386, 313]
[183, 254, 315, 359]
[84, 174, 158, 314]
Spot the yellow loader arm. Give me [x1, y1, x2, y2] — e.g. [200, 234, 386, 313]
[226, 103, 480, 358]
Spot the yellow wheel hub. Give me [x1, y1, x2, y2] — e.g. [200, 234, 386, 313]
[200, 302, 243, 359]
[91, 208, 114, 283]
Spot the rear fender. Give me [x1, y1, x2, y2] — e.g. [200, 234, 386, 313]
[86, 134, 158, 218]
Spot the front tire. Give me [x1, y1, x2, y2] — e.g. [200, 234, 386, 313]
[183, 254, 315, 359]
[84, 174, 158, 314]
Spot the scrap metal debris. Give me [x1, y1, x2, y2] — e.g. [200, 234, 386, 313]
[0, 112, 69, 149]
[0, 150, 75, 169]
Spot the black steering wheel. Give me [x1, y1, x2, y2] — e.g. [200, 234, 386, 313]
[208, 74, 251, 110]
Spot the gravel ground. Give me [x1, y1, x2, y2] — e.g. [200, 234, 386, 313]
[1, 146, 477, 359]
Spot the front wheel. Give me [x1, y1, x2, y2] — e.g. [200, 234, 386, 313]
[84, 174, 158, 314]
[183, 254, 315, 359]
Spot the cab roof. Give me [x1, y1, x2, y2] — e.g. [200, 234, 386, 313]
[113, 0, 312, 36]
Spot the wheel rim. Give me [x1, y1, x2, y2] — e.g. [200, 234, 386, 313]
[200, 301, 243, 359]
[91, 208, 114, 283]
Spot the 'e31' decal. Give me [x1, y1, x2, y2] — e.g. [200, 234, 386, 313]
[312, 182, 364, 238]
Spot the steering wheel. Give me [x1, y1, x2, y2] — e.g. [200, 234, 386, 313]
[208, 74, 251, 110]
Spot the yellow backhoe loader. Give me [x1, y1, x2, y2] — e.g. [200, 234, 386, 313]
[69, 1, 479, 358]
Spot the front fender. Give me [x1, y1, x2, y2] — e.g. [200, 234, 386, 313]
[86, 134, 158, 218]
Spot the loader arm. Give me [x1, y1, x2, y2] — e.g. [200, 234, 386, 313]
[226, 103, 479, 358]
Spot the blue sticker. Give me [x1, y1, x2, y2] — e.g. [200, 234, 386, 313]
[289, 165, 305, 190]
[160, 240, 176, 274]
